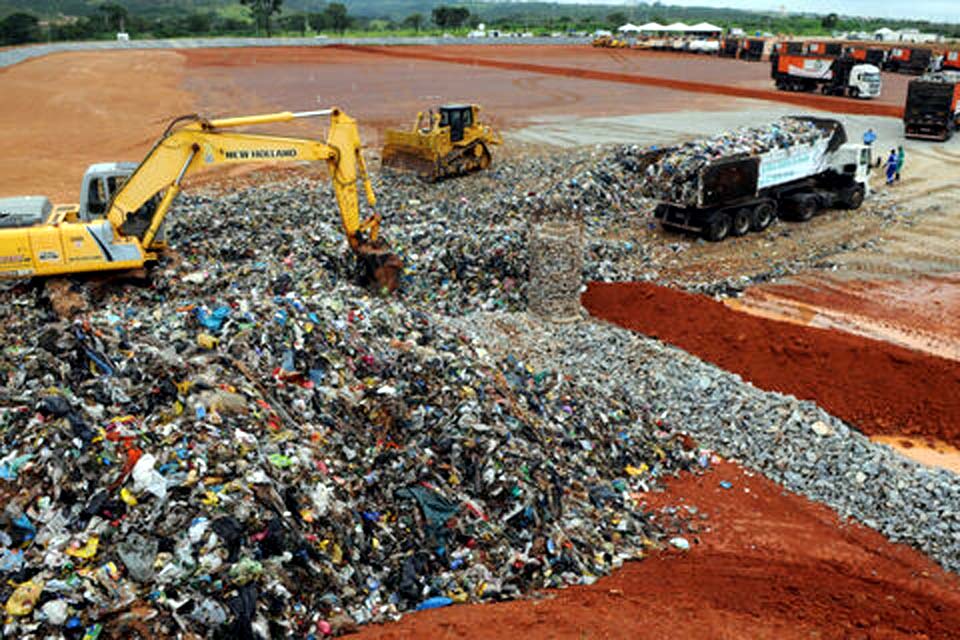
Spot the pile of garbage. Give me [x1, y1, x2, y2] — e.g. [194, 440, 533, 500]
[174, 149, 655, 318]
[920, 70, 960, 83]
[0, 235, 701, 637]
[634, 118, 826, 206]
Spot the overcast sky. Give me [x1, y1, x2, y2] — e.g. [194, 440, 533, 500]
[583, 1, 960, 23]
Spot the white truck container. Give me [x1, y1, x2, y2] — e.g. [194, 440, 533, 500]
[649, 117, 872, 241]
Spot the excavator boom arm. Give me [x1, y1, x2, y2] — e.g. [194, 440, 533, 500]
[106, 109, 378, 251]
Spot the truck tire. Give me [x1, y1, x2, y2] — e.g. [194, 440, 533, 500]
[704, 212, 731, 242]
[730, 208, 751, 236]
[849, 86, 860, 99]
[843, 185, 865, 210]
[794, 195, 818, 222]
[751, 202, 776, 231]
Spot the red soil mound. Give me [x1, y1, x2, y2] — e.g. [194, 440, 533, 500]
[582, 282, 960, 445]
[349, 461, 960, 639]
[340, 45, 904, 118]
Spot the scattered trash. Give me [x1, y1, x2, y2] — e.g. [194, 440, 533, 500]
[669, 537, 691, 551]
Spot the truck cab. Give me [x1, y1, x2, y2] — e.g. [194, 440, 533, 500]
[848, 64, 882, 98]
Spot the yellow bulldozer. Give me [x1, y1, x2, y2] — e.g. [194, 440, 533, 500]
[381, 104, 502, 181]
[0, 108, 403, 291]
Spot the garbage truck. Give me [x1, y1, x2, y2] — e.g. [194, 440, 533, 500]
[903, 72, 960, 141]
[772, 55, 882, 98]
[647, 117, 872, 241]
[943, 50, 960, 72]
[884, 47, 933, 75]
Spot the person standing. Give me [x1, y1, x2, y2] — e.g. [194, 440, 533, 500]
[885, 149, 898, 186]
[895, 145, 905, 181]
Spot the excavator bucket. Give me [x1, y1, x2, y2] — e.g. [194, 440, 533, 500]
[355, 241, 404, 293]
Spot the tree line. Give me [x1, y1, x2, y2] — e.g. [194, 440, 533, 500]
[2, 0, 959, 46]
[0, 2, 490, 44]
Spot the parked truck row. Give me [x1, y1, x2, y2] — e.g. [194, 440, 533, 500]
[595, 35, 959, 78]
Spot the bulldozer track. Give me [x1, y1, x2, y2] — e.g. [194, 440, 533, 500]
[338, 45, 906, 118]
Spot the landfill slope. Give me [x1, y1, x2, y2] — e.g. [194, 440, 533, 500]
[346, 461, 960, 640]
[3, 150, 959, 637]
[0, 163, 693, 637]
[583, 282, 960, 446]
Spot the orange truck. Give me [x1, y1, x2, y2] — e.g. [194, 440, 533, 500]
[904, 73, 960, 141]
[772, 54, 881, 98]
[943, 51, 960, 71]
[806, 41, 842, 56]
[884, 47, 933, 74]
[848, 46, 886, 67]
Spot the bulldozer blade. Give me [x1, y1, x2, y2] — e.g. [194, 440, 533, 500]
[355, 242, 404, 293]
[381, 147, 438, 180]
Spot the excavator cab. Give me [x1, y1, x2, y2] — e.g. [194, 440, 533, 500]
[79, 163, 137, 221]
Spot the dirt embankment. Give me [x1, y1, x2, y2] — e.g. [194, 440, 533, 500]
[348, 461, 960, 640]
[582, 282, 960, 446]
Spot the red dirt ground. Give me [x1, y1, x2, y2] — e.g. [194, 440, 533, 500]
[340, 45, 905, 118]
[180, 46, 755, 144]
[407, 45, 913, 108]
[735, 274, 960, 362]
[582, 282, 960, 446]
[348, 461, 960, 639]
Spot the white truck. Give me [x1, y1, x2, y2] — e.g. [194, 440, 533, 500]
[772, 55, 882, 99]
[648, 117, 872, 241]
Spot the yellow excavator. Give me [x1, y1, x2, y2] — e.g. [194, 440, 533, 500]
[0, 108, 403, 290]
[381, 104, 502, 181]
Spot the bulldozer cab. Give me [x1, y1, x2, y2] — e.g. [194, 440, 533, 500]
[439, 105, 474, 143]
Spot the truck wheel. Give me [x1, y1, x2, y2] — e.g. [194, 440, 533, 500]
[795, 196, 817, 222]
[751, 202, 776, 231]
[849, 87, 860, 99]
[844, 186, 865, 210]
[704, 213, 731, 242]
[730, 209, 751, 236]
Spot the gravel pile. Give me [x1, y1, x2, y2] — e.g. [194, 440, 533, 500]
[457, 312, 960, 572]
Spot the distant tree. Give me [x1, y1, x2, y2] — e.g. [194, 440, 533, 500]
[403, 13, 425, 32]
[324, 3, 350, 34]
[0, 12, 39, 45]
[821, 13, 839, 30]
[241, 0, 283, 37]
[98, 3, 128, 32]
[607, 12, 627, 27]
[185, 12, 214, 35]
[432, 6, 471, 29]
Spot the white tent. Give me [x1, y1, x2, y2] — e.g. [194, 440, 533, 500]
[665, 22, 691, 32]
[638, 22, 666, 32]
[688, 22, 722, 34]
[618, 23, 641, 33]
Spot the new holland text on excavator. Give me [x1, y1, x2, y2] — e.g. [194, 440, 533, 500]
[0, 108, 403, 291]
